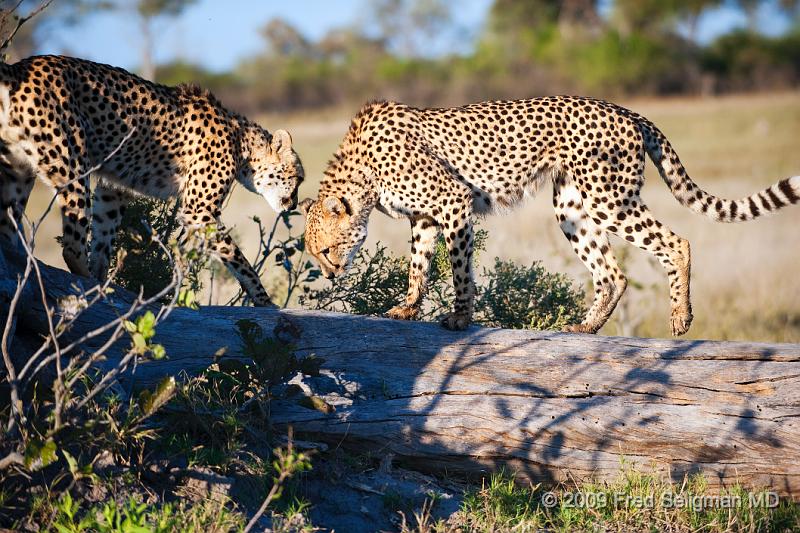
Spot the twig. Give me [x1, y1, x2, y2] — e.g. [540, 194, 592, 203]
[2, 124, 183, 440]
[0, 214, 33, 433]
[32, 127, 137, 238]
[0, 451, 23, 470]
[226, 214, 281, 306]
[10, 214, 65, 429]
[14, 127, 141, 383]
[243, 438, 294, 533]
[0, 0, 53, 55]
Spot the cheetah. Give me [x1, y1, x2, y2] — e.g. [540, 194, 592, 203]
[0, 55, 304, 306]
[302, 97, 800, 335]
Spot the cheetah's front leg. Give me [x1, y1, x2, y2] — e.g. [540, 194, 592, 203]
[89, 184, 129, 281]
[180, 150, 273, 307]
[387, 216, 439, 321]
[183, 213, 274, 307]
[57, 174, 92, 278]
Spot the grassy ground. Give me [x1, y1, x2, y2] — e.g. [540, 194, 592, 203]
[404, 468, 800, 532]
[24, 92, 800, 341]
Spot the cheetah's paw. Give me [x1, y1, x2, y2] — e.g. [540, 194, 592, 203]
[252, 295, 278, 308]
[561, 323, 598, 334]
[439, 312, 471, 331]
[386, 305, 420, 321]
[670, 313, 693, 336]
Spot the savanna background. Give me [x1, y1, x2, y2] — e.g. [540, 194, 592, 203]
[5, 0, 800, 341]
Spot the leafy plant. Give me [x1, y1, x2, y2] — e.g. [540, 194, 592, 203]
[227, 211, 318, 308]
[158, 319, 322, 469]
[302, 228, 585, 331]
[51, 492, 244, 533]
[110, 197, 190, 299]
[476, 258, 585, 331]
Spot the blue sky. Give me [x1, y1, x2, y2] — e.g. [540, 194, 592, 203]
[34, 0, 795, 73]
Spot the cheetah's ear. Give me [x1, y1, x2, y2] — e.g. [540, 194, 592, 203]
[271, 129, 293, 155]
[322, 196, 346, 217]
[299, 198, 314, 215]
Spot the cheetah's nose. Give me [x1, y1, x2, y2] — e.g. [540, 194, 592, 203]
[281, 196, 297, 210]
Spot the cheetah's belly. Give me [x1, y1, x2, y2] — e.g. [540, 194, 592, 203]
[95, 165, 185, 200]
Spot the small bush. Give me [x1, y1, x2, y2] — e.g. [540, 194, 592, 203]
[477, 258, 585, 331]
[299, 243, 415, 316]
[301, 229, 585, 331]
[51, 492, 245, 533]
[110, 197, 189, 299]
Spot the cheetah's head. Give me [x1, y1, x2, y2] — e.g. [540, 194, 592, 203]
[241, 128, 304, 212]
[300, 196, 367, 280]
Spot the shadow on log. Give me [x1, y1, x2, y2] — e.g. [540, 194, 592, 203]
[3, 247, 800, 498]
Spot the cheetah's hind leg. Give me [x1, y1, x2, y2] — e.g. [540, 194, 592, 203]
[554, 181, 627, 334]
[592, 197, 693, 336]
[613, 201, 692, 336]
[0, 164, 35, 250]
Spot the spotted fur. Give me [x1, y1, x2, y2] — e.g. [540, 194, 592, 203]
[302, 97, 800, 334]
[0, 55, 304, 305]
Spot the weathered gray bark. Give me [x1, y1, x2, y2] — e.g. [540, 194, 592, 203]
[3, 247, 800, 498]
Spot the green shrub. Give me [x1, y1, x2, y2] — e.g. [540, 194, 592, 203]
[109, 197, 192, 299]
[52, 491, 244, 533]
[299, 243, 416, 316]
[477, 258, 585, 331]
[301, 229, 585, 331]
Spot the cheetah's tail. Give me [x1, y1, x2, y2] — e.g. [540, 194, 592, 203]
[639, 118, 800, 222]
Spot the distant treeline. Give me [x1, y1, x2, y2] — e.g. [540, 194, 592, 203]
[5, 0, 798, 113]
[140, 1, 800, 111]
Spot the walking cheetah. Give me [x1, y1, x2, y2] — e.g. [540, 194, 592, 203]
[301, 97, 800, 335]
[0, 55, 304, 306]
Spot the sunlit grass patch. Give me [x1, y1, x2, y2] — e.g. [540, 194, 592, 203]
[403, 467, 799, 532]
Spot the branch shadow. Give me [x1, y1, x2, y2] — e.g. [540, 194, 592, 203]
[275, 311, 800, 496]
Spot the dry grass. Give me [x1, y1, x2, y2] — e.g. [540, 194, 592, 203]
[25, 92, 800, 341]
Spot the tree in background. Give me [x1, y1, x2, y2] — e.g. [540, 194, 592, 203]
[779, 0, 800, 19]
[16, 0, 793, 112]
[132, 0, 197, 80]
[0, 0, 101, 62]
[261, 17, 314, 59]
[558, 0, 602, 34]
[365, 0, 452, 57]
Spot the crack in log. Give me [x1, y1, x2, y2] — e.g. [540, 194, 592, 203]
[709, 411, 792, 423]
[736, 374, 800, 385]
[386, 389, 625, 401]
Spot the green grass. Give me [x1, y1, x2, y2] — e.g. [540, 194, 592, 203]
[403, 468, 800, 532]
[48, 492, 244, 533]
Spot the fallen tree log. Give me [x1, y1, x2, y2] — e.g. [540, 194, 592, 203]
[3, 248, 800, 498]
